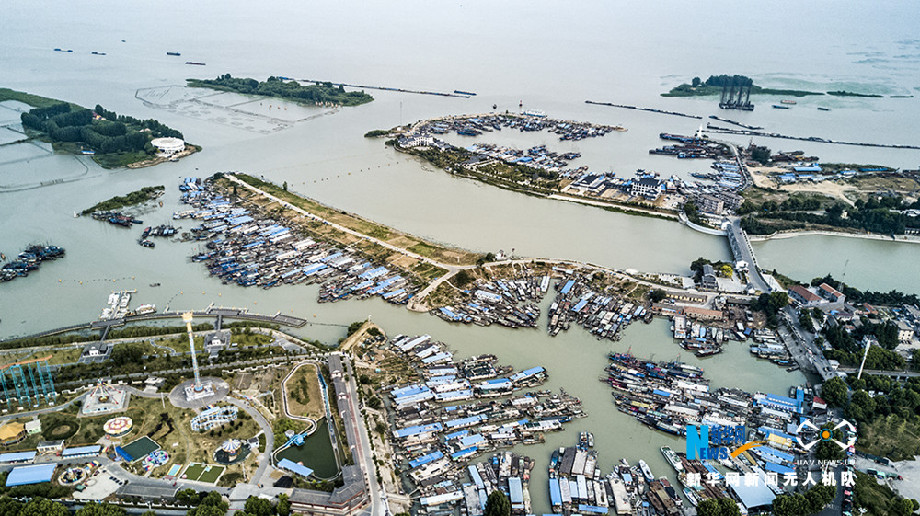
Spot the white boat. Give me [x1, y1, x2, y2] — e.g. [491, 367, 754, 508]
[660, 446, 684, 473]
[683, 487, 700, 507]
[638, 459, 654, 483]
[135, 304, 156, 315]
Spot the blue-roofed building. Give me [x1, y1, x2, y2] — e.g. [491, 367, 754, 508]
[394, 422, 443, 439]
[6, 464, 55, 487]
[409, 451, 444, 469]
[450, 447, 478, 460]
[549, 477, 562, 507]
[561, 280, 575, 294]
[509, 476, 524, 509]
[277, 458, 314, 478]
[730, 480, 776, 512]
[62, 445, 102, 459]
[578, 504, 609, 514]
[0, 451, 36, 463]
[458, 434, 485, 448]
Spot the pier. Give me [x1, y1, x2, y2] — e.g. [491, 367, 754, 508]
[585, 99, 703, 120]
[294, 78, 467, 98]
[704, 126, 920, 150]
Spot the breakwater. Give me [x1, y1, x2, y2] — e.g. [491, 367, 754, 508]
[585, 100, 703, 120]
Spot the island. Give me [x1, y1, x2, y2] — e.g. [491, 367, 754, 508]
[662, 74, 825, 98]
[187, 75, 374, 107]
[4, 88, 198, 168]
[81, 185, 165, 215]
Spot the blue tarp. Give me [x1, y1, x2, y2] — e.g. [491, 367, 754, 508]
[6, 464, 55, 487]
[278, 458, 314, 478]
[561, 280, 575, 294]
[578, 505, 609, 514]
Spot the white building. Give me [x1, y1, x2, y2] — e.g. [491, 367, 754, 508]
[151, 137, 186, 155]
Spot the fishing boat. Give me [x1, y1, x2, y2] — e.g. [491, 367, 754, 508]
[660, 446, 684, 473]
[772, 104, 790, 110]
[817, 107, 831, 111]
[166, 51, 181, 56]
[683, 487, 700, 507]
[149, 282, 161, 287]
[780, 99, 797, 105]
[185, 61, 206, 65]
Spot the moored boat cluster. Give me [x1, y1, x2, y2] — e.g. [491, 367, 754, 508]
[177, 178, 415, 304]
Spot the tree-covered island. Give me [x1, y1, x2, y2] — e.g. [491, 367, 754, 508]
[4, 88, 196, 168]
[663, 75, 825, 98]
[187, 75, 374, 107]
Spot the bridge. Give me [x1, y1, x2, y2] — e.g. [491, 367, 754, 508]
[0, 307, 309, 345]
[726, 216, 771, 293]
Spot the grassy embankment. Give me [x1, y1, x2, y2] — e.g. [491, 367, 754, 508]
[284, 363, 326, 421]
[225, 174, 481, 286]
[858, 415, 920, 461]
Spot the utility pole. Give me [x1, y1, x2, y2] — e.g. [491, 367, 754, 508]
[857, 339, 872, 380]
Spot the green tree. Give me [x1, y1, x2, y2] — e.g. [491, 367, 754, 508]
[76, 502, 127, 516]
[821, 376, 848, 407]
[277, 494, 291, 516]
[243, 497, 275, 516]
[649, 289, 666, 303]
[188, 506, 227, 516]
[847, 389, 877, 423]
[484, 490, 511, 516]
[697, 498, 740, 516]
[0, 497, 24, 516]
[692, 77, 702, 87]
[282, 181, 288, 191]
[20, 498, 68, 516]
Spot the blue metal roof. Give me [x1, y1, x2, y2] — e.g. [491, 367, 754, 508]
[278, 458, 314, 478]
[549, 477, 562, 506]
[561, 280, 575, 294]
[62, 445, 101, 457]
[0, 451, 36, 463]
[409, 451, 443, 469]
[6, 464, 55, 486]
[509, 476, 524, 503]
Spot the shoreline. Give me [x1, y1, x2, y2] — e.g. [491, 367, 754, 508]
[748, 230, 920, 245]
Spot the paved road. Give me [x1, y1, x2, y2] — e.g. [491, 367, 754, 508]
[331, 353, 386, 516]
[726, 216, 771, 293]
[780, 306, 835, 381]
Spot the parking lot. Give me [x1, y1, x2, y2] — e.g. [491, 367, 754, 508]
[73, 467, 123, 501]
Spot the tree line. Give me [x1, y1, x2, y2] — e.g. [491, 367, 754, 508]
[20, 102, 182, 156]
[188, 75, 374, 107]
[742, 194, 920, 235]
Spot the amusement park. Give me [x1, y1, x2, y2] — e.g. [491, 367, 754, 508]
[0, 308, 363, 512]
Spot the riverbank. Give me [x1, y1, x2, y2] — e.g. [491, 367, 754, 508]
[748, 229, 920, 244]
